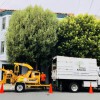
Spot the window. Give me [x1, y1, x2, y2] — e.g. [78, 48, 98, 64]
[1, 41, 4, 53]
[2, 17, 6, 30]
[52, 58, 57, 70]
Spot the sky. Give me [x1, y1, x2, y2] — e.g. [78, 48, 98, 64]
[0, 0, 100, 16]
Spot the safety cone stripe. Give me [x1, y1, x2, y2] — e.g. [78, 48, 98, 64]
[0, 84, 4, 93]
[48, 84, 53, 94]
[89, 83, 93, 94]
[0, 85, 2, 93]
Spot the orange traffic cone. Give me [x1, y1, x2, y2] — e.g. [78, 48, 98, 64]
[48, 84, 53, 94]
[0, 83, 4, 93]
[89, 83, 93, 94]
[0, 85, 2, 93]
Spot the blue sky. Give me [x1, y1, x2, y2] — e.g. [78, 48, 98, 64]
[0, 0, 100, 16]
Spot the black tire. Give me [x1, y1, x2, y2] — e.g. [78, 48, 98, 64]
[69, 82, 79, 92]
[15, 83, 25, 92]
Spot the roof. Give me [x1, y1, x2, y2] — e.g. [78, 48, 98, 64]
[0, 9, 15, 16]
[0, 8, 74, 18]
[0, 9, 73, 15]
[0, 8, 70, 18]
[0, 9, 69, 15]
[0, 9, 15, 13]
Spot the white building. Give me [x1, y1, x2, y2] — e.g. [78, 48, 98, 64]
[0, 9, 14, 80]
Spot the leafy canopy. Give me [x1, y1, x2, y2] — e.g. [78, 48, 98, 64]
[6, 5, 58, 67]
[57, 14, 100, 65]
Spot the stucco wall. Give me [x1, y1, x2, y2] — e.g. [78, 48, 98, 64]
[0, 14, 11, 79]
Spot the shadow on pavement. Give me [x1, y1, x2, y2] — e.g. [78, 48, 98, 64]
[3, 88, 100, 93]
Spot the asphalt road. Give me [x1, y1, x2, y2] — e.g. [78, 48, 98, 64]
[0, 90, 100, 100]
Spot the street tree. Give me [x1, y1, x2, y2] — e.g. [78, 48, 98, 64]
[57, 14, 100, 65]
[6, 6, 58, 68]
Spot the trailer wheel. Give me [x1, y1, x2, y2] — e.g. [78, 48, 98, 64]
[15, 83, 25, 92]
[69, 82, 79, 92]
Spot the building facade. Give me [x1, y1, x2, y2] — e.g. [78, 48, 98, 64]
[0, 9, 68, 80]
[0, 9, 14, 80]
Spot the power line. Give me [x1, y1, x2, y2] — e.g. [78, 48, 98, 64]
[95, 3, 100, 15]
[88, 0, 94, 13]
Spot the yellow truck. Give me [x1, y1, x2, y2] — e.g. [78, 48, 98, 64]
[0, 63, 50, 92]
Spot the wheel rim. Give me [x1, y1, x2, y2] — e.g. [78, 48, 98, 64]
[17, 85, 23, 92]
[71, 84, 78, 92]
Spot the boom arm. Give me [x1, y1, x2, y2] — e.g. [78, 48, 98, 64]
[14, 63, 33, 70]
[0, 68, 10, 73]
[0, 68, 16, 76]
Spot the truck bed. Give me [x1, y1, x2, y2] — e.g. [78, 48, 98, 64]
[52, 56, 99, 80]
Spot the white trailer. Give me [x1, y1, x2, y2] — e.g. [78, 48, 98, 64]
[51, 56, 100, 92]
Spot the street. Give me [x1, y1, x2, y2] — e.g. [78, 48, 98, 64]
[0, 90, 100, 100]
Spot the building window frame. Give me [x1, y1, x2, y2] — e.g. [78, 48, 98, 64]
[2, 17, 6, 30]
[1, 41, 4, 54]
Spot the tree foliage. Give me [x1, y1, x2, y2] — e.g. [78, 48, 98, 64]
[6, 6, 58, 67]
[57, 14, 100, 65]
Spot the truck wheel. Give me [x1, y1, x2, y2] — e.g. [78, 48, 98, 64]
[69, 82, 79, 92]
[15, 83, 25, 92]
